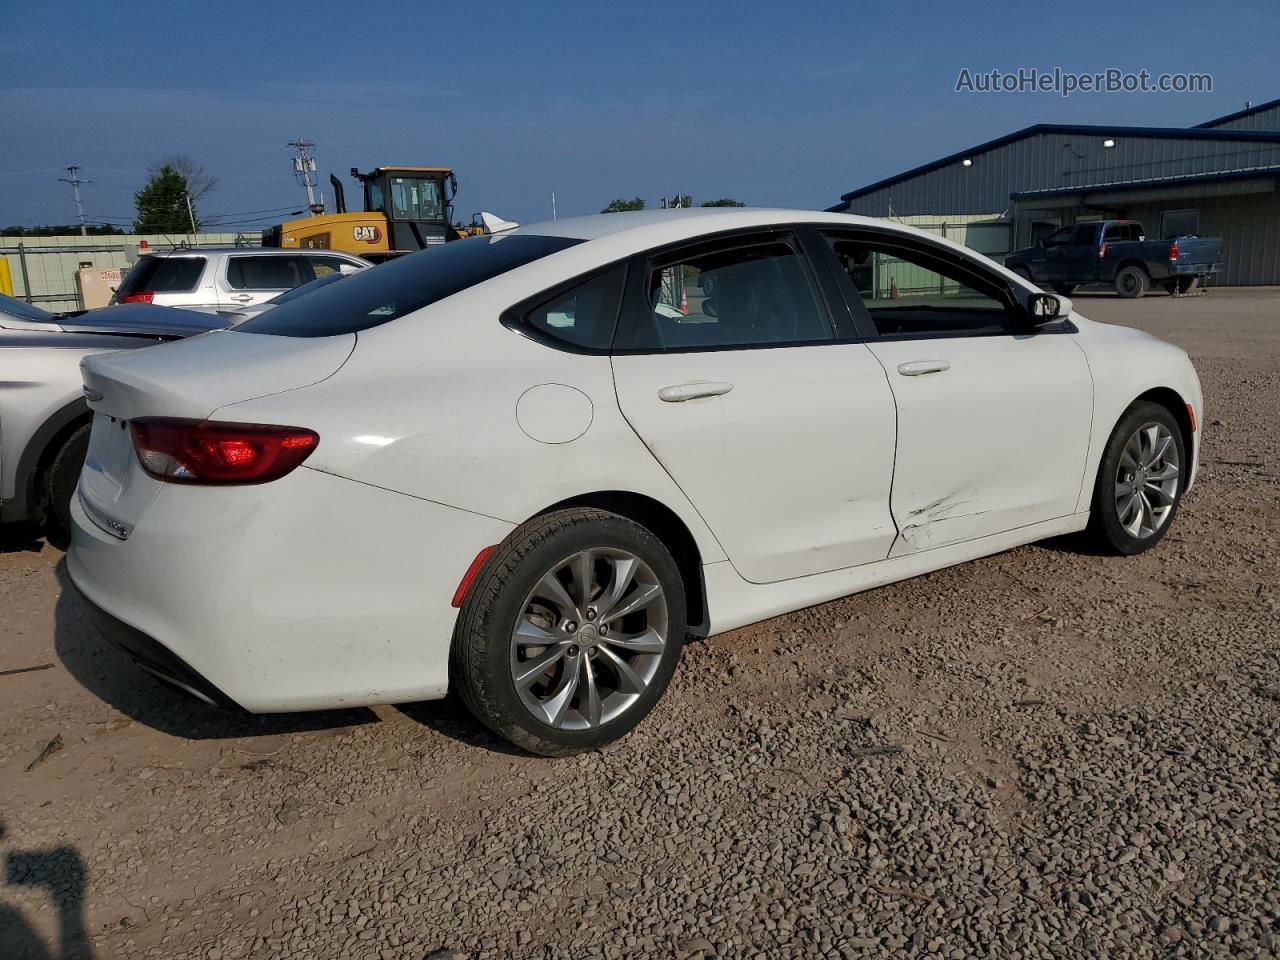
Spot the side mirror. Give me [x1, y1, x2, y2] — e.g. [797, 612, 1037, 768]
[1025, 291, 1070, 325]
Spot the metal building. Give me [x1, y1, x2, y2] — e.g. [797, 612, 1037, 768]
[830, 98, 1280, 285]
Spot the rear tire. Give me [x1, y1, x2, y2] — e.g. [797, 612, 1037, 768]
[451, 508, 687, 756]
[44, 423, 91, 540]
[1087, 402, 1185, 555]
[1115, 266, 1149, 299]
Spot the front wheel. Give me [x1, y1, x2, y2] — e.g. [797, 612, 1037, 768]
[451, 508, 686, 756]
[1087, 402, 1186, 555]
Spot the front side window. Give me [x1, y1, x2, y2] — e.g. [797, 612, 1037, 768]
[823, 233, 1014, 338]
[630, 240, 831, 351]
[1041, 227, 1072, 247]
[227, 255, 306, 290]
[238, 234, 581, 338]
[389, 177, 443, 220]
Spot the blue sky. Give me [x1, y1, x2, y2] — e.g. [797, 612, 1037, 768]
[0, 0, 1276, 229]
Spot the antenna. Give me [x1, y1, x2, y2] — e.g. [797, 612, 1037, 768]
[287, 140, 323, 214]
[58, 164, 92, 236]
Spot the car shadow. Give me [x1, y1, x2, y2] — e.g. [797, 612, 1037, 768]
[1031, 532, 1111, 557]
[393, 697, 530, 757]
[52, 561, 377, 741]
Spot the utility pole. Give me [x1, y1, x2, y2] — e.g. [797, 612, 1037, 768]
[185, 193, 198, 242]
[58, 164, 92, 236]
[288, 139, 322, 214]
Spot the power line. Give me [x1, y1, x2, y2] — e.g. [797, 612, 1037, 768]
[57, 164, 92, 236]
[287, 139, 322, 213]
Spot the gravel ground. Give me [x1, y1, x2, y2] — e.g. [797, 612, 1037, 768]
[1, 289, 1278, 960]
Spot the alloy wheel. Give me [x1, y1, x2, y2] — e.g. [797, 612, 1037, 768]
[1115, 421, 1180, 539]
[509, 549, 669, 730]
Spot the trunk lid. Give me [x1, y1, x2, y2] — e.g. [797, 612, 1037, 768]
[77, 330, 354, 539]
[80, 329, 355, 421]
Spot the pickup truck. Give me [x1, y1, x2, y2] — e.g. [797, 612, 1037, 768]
[1005, 220, 1223, 298]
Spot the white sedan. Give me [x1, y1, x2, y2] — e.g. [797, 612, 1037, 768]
[68, 209, 1202, 755]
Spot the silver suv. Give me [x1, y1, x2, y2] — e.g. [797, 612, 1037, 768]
[112, 247, 369, 311]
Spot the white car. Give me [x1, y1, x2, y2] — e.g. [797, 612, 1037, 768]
[67, 209, 1202, 755]
[112, 247, 369, 311]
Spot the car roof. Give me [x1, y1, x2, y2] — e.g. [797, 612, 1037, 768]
[509, 207, 893, 242]
[145, 247, 366, 258]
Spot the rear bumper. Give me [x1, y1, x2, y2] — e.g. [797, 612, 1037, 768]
[74, 582, 246, 711]
[1171, 262, 1220, 275]
[67, 466, 515, 713]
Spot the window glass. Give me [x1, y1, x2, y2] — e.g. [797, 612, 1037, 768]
[1071, 223, 1099, 245]
[1103, 222, 1142, 242]
[308, 256, 355, 278]
[634, 242, 830, 351]
[389, 177, 443, 220]
[116, 256, 205, 295]
[367, 181, 386, 214]
[824, 234, 1013, 337]
[265, 271, 345, 305]
[227, 255, 306, 290]
[238, 234, 581, 338]
[1040, 226, 1071, 247]
[523, 266, 625, 350]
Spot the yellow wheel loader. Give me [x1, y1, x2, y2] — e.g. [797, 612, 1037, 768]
[262, 166, 480, 261]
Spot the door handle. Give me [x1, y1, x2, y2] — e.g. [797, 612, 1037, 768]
[230, 294, 253, 303]
[897, 360, 950, 377]
[657, 381, 734, 402]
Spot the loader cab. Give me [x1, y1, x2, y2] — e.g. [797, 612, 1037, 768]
[351, 166, 458, 252]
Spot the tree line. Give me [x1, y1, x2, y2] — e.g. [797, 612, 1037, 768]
[601, 196, 745, 213]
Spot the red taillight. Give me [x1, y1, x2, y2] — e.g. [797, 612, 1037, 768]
[130, 418, 318, 485]
[118, 292, 154, 304]
[1168, 241, 1180, 262]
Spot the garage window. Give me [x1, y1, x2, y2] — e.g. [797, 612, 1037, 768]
[1160, 209, 1200, 239]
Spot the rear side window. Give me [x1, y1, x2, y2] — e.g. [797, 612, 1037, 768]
[625, 240, 831, 352]
[307, 256, 357, 277]
[238, 234, 582, 338]
[508, 265, 626, 352]
[227, 255, 307, 290]
[117, 256, 205, 295]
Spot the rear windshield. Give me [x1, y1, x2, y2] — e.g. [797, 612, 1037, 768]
[117, 255, 205, 294]
[237, 234, 581, 338]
